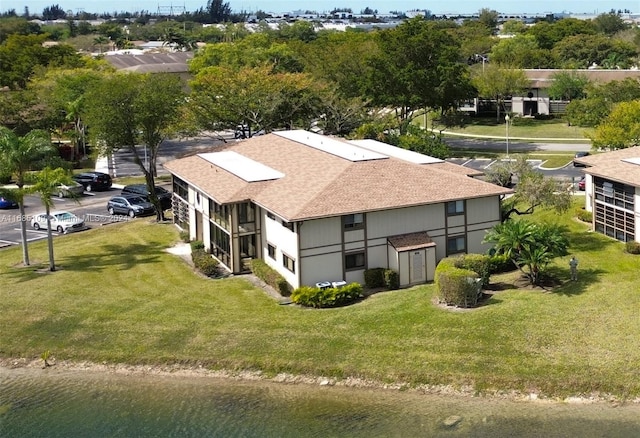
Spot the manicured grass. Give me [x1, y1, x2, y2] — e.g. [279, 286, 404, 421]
[426, 116, 591, 141]
[1, 206, 640, 398]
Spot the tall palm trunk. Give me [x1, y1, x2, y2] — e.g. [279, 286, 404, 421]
[18, 201, 30, 266]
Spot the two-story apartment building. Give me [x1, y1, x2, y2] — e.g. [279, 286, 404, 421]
[164, 131, 512, 289]
[574, 147, 640, 242]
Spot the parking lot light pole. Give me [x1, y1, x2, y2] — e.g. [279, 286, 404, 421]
[505, 114, 510, 159]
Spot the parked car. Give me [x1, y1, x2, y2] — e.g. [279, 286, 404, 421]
[31, 211, 86, 234]
[107, 194, 155, 217]
[578, 176, 585, 191]
[121, 184, 172, 210]
[0, 196, 18, 209]
[57, 181, 85, 198]
[72, 171, 112, 192]
[573, 152, 590, 167]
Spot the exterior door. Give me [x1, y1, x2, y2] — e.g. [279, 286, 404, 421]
[410, 250, 426, 284]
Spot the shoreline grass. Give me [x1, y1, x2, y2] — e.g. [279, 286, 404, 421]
[1, 205, 639, 398]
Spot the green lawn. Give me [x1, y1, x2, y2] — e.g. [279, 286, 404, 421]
[1, 206, 639, 398]
[424, 116, 591, 141]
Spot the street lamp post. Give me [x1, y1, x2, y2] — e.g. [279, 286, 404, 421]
[505, 114, 510, 159]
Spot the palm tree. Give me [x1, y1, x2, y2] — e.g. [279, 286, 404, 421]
[483, 220, 568, 285]
[0, 127, 56, 266]
[29, 167, 78, 271]
[94, 36, 108, 54]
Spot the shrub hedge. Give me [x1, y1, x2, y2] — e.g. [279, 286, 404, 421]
[626, 241, 640, 254]
[384, 269, 399, 290]
[489, 253, 514, 274]
[291, 282, 363, 308]
[251, 259, 291, 296]
[191, 248, 219, 277]
[364, 268, 386, 288]
[435, 256, 482, 308]
[576, 208, 592, 223]
[190, 240, 205, 251]
[453, 253, 490, 288]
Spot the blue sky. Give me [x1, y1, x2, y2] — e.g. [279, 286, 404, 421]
[1, 1, 639, 15]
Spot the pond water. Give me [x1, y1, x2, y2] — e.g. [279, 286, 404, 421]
[2, 367, 640, 437]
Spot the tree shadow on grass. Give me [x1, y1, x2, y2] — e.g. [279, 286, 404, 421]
[0, 243, 163, 282]
[552, 267, 607, 296]
[568, 232, 618, 253]
[58, 243, 163, 272]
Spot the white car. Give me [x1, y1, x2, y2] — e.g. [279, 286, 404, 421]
[31, 211, 86, 234]
[57, 181, 85, 198]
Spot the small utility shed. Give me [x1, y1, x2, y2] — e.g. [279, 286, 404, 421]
[387, 231, 437, 287]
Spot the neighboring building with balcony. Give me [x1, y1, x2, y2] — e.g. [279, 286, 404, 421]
[574, 147, 640, 242]
[164, 131, 512, 289]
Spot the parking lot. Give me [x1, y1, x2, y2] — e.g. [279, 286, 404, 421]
[0, 186, 164, 249]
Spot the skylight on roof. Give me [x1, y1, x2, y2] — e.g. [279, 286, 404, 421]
[622, 157, 640, 166]
[198, 151, 284, 182]
[275, 130, 388, 162]
[348, 139, 443, 164]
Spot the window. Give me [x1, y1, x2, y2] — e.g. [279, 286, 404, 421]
[282, 221, 294, 232]
[447, 235, 466, 255]
[345, 252, 365, 270]
[210, 222, 231, 268]
[283, 254, 295, 273]
[209, 199, 230, 230]
[343, 213, 364, 230]
[447, 200, 465, 216]
[172, 176, 188, 200]
[267, 243, 276, 260]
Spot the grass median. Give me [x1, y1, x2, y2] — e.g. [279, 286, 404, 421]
[1, 205, 639, 398]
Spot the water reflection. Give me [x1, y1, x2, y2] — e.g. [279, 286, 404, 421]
[2, 367, 640, 437]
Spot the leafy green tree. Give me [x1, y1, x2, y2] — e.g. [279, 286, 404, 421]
[31, 68, 106, 160]
[552, 34, 636, 68]
[315, 86, 371, 136]
[501, 19, 528, 35]
[501, 156, 572, 221]
[0, 127, 56, 266]
[189, 32, 303, 74]
[84, 73, 186, 221]
[29, 167, 78, 272]
[489, 34, 551, 68]
[565, 78, 640, 127]
[278, 20, 317, 42]
[483, 220, 569, 285]
[0, 16, 42, 43]
[396, 125, 450, 159]
[528, 18, 596, 50]
[299, 30, 377, 99]
[0, 34, 86, 89]
[477, 8, 498, 31]
[592, 12, 628, 36]
[365, 17, 473, 133]
[207, 0, 231, 23]
[472, 65, 529, 120]
[589, 100, 640, 150]
[565, 97, 610, 127]
[189, 64, 317, 137]
[547, 71, 589, 101]
[453, 20, 495, 62]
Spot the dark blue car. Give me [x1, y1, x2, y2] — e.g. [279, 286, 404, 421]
[0, 196, 18, 209]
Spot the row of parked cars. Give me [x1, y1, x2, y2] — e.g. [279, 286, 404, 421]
[20, 172, 173, 234]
